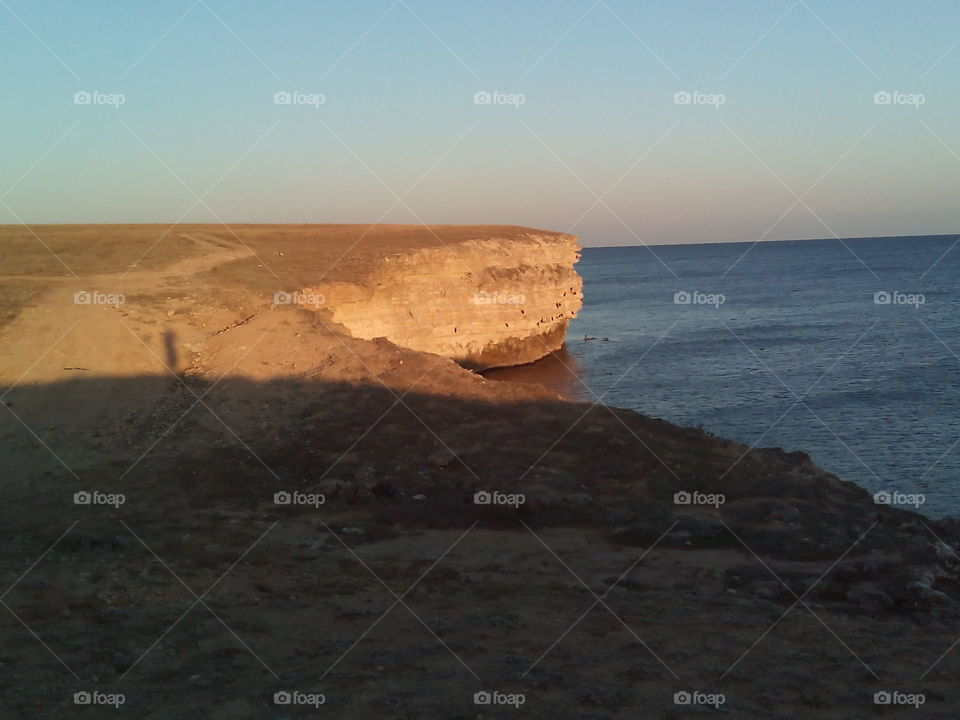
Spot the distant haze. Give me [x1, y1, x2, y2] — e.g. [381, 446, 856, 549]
[1, 0, 958, 246]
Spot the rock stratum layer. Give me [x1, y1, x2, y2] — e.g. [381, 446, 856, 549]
[305, 232, 583, 370]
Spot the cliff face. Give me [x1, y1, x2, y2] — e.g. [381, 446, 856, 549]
[306, 232, 583, 370]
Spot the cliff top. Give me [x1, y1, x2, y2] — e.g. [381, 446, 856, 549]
[0, 223, 576, 289]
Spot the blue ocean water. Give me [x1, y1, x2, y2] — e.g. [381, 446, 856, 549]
[492, 235, 960, 518]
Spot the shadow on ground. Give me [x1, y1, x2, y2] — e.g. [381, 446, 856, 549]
[2, 373, 960, 718]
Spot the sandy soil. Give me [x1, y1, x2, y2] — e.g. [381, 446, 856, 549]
[2, 225, 960, 718]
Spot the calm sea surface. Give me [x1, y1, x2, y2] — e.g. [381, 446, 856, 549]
[487, 236, 960, 518]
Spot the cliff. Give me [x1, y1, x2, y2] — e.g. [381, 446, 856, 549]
[304, 232, 583, 370]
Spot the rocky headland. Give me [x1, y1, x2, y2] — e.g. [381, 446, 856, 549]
[307, 231, 582, 370]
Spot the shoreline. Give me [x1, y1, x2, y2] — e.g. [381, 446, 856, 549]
[481, 346, 585, 401]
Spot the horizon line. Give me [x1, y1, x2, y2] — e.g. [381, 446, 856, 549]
[0, 223, 956, 249]
[586, 231, 960, 250]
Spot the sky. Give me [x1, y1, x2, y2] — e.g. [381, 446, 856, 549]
[0, 0, 958, 246]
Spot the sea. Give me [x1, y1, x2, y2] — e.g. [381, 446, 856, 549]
[487, 235, 960, 518]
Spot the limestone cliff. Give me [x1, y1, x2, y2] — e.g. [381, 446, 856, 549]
[306, 232, 583, 370]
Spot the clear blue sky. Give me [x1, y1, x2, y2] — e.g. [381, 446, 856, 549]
[1, 0, 957, 246]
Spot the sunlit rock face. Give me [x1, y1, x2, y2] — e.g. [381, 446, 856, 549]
[307, 233, 583, 370]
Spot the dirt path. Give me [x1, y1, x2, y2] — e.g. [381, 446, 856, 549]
[0, 233, 259, 485]
[0, 232, 254, 385]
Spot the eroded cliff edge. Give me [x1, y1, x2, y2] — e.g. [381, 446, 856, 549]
[304, 232, 583, 370]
